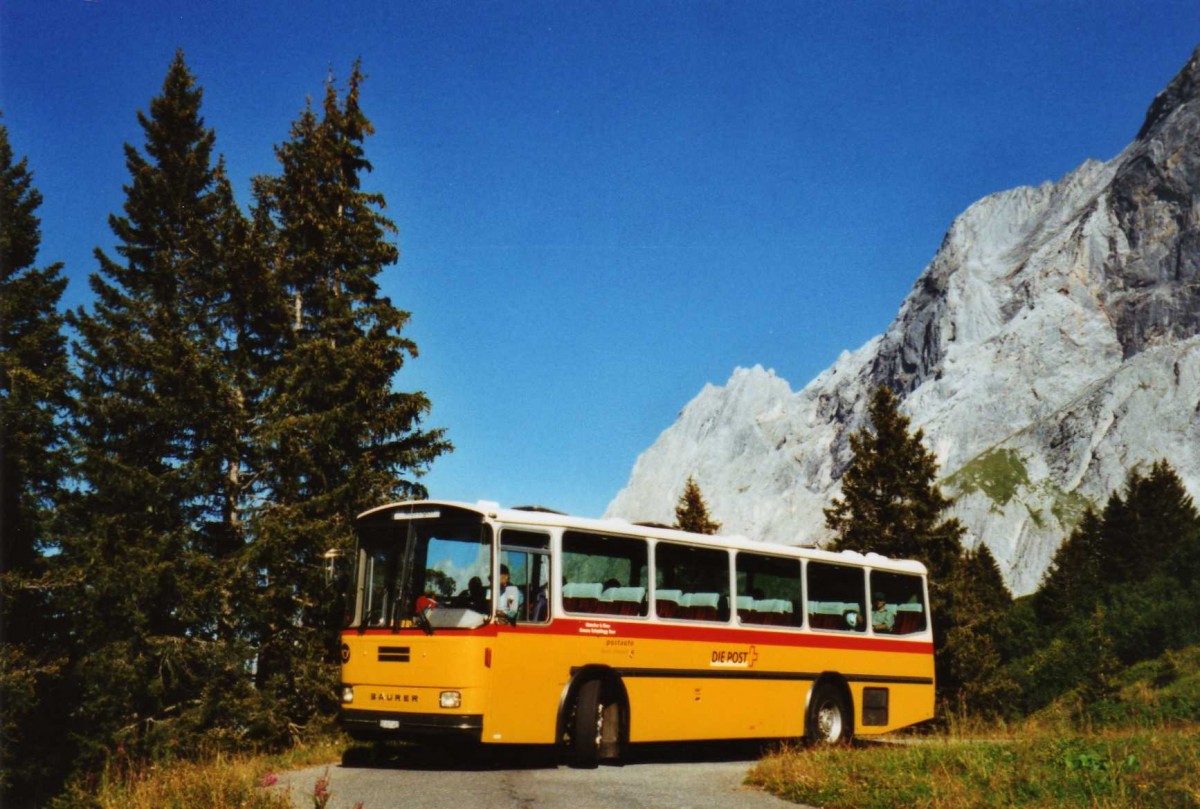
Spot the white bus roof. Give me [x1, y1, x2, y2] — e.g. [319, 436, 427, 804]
[357, 499, 929, 576]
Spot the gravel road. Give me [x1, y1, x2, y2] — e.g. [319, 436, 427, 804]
[275, 741, 808, 809]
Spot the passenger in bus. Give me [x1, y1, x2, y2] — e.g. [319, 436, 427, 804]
[872, 592, 894, 632]
[460, 576, 487, 613]
[495, 565, 521, 623]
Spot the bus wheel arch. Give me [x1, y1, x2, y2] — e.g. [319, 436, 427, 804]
[805, 674, 854, 745]
[559, 667, 628, 768]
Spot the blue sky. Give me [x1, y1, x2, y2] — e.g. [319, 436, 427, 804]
[2, 1, 1196, 517]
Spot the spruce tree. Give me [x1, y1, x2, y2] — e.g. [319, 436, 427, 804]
[1034, 507, 1105, 625]
[824, 386, 964, 581]
[0, 121, 72, 636]
[0, 121, 73, 801]
[964, 543, 1011, 616]
[943, 544, 1018, 717]
[1037, 461, 1197, 627]
[61, 51, 262, 764]
[1102, 460, 1198, 583]
[0, 121, 71, 608]
[823, 386, 969, 705]
[1017, 460, 1200, 710]
[250, 63, 450, 733]
[674, 476, 722, 534]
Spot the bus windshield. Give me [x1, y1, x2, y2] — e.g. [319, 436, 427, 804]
[352, 507, 493, 630]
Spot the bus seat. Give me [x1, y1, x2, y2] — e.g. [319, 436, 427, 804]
[613, 586, 646, 615]
[893, 606, 925, 635]
[596, 586, 622, 615]
[599, 586, 645, 616]
[563, 581, 603, 613]
[755, 598, 790, 626]
[656, 589, 683, 619]
[808, 602, 842, 630]
[686, 592, 720, 621]
[736, 595, 756, 622]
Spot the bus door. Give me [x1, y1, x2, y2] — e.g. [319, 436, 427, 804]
[484, 529, 556, 743]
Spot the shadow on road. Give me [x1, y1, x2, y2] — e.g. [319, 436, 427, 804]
[341, 738, 788, 772]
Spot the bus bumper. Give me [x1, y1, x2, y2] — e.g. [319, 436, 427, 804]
[340, 708, 484, 741]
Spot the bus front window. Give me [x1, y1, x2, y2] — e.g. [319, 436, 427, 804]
[353, 507, 493, 630]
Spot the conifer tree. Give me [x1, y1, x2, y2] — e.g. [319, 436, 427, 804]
[1034, 507, 1105, 625]
[1101, 460, 1198, 583]
[943, 544, 1018, 716]
[0, 121, 73, 801]
[674, 476, 722, 534]
[823, 386, 969, 705]
[1076, 604, 1121, 718]
[250, 64, 450, 732]
[0, 121, 71, 608]
[1015, 460, 1200, 710]
[61, 52, 263, 765]
[1037, 461, 1197, 627]
[964, 542, 1011, 616]
[0, 121, 71, 635]
[824, 386, 964, 580]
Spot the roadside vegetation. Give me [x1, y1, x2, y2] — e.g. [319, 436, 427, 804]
[749, 645, 1200, 808]
[48, 736, 345, 809]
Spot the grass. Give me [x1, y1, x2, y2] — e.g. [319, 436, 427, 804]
[946, 448, 1031, 508]
[748, 646, 1200, 808]
[54, 737, 345, 809]
[944, 448, 1096, 531]
[1047, 483, 1092, 528]
[748, 729, 1199, 809]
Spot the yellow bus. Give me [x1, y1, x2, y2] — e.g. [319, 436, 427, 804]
[335, 500, 934, 766]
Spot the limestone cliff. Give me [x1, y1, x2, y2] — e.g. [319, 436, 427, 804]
[607, 48, 1200, 595]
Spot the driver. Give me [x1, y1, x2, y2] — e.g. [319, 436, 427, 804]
[495, 565, 521, 622]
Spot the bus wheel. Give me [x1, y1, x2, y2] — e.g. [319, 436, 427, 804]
[570, 679, 621, 768]
[807, 682, 852, 745]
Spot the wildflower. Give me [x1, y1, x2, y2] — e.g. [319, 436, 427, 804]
[259, 772, 279, 788]
[312, 768, 332, 809]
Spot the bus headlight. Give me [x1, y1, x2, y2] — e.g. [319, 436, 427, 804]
[439, 691, 462, 709]
[341, 686, 354, 704]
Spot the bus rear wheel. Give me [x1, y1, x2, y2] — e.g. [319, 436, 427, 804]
[570, 679, 621, 768]
[807, 682, 852, 745]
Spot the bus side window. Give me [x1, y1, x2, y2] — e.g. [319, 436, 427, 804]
[561, 531, 648, 618]
[806, 561, 866, 633]
[500, 530, 551, 625]
[655, 542, 731, 623]
[869, 570, 927, 635]
[735, 551, 803, 628]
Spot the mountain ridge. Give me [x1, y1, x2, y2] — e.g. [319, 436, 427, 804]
[607, 47, 1200, 595]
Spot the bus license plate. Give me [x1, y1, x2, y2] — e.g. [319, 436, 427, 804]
[379, 719, 400, 730]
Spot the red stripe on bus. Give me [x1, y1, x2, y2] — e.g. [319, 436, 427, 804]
[344, 618, 933, 654]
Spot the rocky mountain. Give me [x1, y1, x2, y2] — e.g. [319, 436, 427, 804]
[606, 48, 1200, 595]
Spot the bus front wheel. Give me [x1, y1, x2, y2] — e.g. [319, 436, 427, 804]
[807, 682, 852, 745]
[570, 679, 621, 768]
